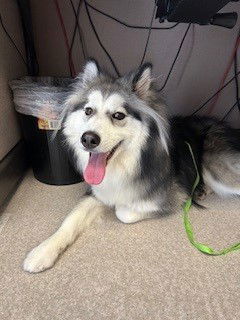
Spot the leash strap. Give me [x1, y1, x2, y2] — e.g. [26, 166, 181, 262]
[183, 142, 240, 255]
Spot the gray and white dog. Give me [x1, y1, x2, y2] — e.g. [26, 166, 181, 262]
[24, 60, 240, 273]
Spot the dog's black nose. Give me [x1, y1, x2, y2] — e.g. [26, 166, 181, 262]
[81, 131, 100, 149]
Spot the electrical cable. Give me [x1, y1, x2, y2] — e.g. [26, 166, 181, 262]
[17, 0, 39, 76]
[69, 0, 82, 53]
[176, 24, 195, 88]
[84, 0, 179, 76]
[60, 0, 240, 121]
[84, 0, 120, 77]
[222, 37, 240, 121]
[139, 2, 156, 66]
[191, 69, 240, 116]
[53, 0, 76, 77]
[69, 0, 86, 60]
[234, 41, 240, 113]
[221, 99, 240, 121]
[207, 30, 240, 115]
[159, 23, 191, 92]
[85, 1, 179, 30]
[0, 12, 27, 67]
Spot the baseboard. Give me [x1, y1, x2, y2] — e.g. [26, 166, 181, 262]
[0, 141, 29, 208]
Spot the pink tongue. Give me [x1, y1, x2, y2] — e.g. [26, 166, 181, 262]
[83, 152, 108, 185]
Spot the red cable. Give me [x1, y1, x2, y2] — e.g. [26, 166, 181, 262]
[53, 0, 76, 77]
[207, 35, 240, 115]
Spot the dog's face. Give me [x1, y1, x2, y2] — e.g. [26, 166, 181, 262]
[63, 60, 167, 185]
[66, 89, 142, 153]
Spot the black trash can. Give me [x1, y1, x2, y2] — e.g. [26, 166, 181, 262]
[10, 76, 82, 185]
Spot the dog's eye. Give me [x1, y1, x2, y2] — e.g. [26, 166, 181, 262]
[112, 112, 126, 120]
[85, 107, 93, 116]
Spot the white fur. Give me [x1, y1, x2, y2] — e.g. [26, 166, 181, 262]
[203, 169, 240, 197]
[116, 206, 153, 224]
[82, 60, 99, 84]
[132, 100, 169, 154]
[23, 196, 105, 273]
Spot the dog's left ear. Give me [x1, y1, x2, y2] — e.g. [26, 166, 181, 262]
[132, 63, 152, 99]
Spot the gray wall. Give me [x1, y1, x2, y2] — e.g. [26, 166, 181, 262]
[0, 0, 27, 160]
[31, 0, 240, 126]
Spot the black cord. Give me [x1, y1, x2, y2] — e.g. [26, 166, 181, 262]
[69, 0, 81, 52]
[193, 30, 240, 118]
[159, 23, 191, 92]
[223, 28, 240, 122]
[221, 99, 240, 121]
[234, 46, 240, 113]
[191, 70, 240, 116]
[84, 0, 179, 76]
[69, 0, 86, 60]
[234, 53, 240, 111]
[84, 0, 120, 77]
[85, 1, 179, 30]
[139, 3, 156, 66]
[0, 12, 27, 67]
[217, 32, 240, 122]
[222, 30, 240, 122]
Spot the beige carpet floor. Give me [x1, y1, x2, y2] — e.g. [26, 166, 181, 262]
[1, 170, 240, 320]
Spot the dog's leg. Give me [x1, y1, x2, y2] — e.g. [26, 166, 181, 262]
[23, 196, 104, 273]
[116, 206, 155, 224]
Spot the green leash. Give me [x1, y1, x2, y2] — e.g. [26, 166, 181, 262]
[183, 142, 240, 255]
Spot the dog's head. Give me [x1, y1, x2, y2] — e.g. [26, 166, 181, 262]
[63, 60, 168, 185]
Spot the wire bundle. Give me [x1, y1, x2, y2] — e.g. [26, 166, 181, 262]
[0, 0, 239, 122]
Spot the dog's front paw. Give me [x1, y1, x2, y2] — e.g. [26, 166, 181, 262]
[23, 241, 59, 273]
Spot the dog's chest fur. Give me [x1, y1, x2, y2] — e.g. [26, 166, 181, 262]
[78, 147, 159, 210]
[92, 172, 161, 213]
[92, 172, 137, 207]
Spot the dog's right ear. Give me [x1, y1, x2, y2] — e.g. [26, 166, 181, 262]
[81, 59, 100, 85]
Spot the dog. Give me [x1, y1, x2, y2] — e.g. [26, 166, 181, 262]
[23, 60, 240, 273]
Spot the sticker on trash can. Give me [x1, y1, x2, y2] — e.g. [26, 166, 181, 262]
[38, 118, 61, 130]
